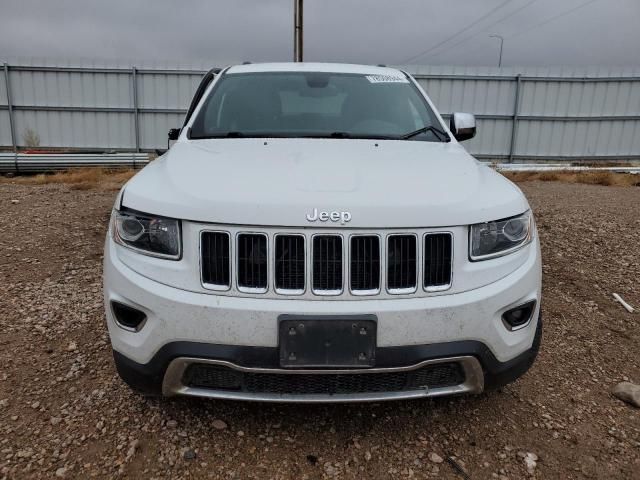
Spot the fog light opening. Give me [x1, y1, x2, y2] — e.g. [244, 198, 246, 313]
[502, 300, 536, 331]
[111, 301, 147, 332]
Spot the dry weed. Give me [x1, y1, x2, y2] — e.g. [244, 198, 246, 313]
[0, 168, 136, 191]
[504, 170, 639, 187]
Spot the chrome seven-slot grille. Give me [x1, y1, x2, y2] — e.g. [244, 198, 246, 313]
[201, 231, 453, 297]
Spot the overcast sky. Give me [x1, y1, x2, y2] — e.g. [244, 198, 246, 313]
[1, 0, 639, 67]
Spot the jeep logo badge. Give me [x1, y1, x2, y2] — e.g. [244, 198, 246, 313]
[306, 208, 352, 225]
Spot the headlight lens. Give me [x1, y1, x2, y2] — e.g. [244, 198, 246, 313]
[470, 211, 532, 261]
[112, 209, 181, 259]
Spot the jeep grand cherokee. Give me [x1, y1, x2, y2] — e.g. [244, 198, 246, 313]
[104, 63, 542, 402]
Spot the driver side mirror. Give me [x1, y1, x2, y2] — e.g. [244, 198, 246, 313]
[450, 113, 476, 142]
[168, 128, 181, 141]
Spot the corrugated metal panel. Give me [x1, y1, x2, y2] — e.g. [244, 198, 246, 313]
[516, 119, 640, 157]
[460, 119, 513, 156]
[0, 112, 11, 146]
[137, 71, 201, 110]
[519, 80, 640, 117]
[140, 112, 184, 150]
[415, 78, 516, 116]
[0, 59, 639, 161]
[8, 69, 131, 108]
[13, 110, 134, 149]
[0, 70, 7, 104]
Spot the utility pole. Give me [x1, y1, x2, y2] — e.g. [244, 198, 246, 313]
[489, 34, 504, 67]
[294, 0, 303, 62]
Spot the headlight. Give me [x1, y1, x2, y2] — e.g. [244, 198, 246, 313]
[112, 209, 181, 259]
[470, 211, 533, 261]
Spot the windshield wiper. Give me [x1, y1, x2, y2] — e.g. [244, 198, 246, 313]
[401, 125, 450, 142]
[188, 130, 247, 139]
[310, 132, 397, 140]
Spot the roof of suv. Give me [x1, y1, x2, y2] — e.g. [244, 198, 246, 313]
[225, 62, 405, 76]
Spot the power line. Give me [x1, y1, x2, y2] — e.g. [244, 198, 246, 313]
[427, 0, 540, 59]
[505, 0, 601, 40]
[401, 0, 515, 64]
[429, 0, 602, 63]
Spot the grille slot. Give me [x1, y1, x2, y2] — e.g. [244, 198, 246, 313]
[237, 234, 268, 291]
[387, 235, 417, 292]
[184, 362, 466, 394]
[312, 235, 343, 293]
[201, 232, 230, 288]
[275, 235, 305, 293]
[350, 236, 380, 293]
[424, 233, 453, 289]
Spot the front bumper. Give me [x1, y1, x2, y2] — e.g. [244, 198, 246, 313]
[104, 236, 542, 402]
[112, 317, 541, 402]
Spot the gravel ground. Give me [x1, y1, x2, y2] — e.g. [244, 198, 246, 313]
[0, 180, 639, 479]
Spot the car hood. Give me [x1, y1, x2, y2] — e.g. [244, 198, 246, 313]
[122, 139, 529, 228]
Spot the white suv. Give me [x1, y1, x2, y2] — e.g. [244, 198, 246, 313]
[104, 63, 542, 402]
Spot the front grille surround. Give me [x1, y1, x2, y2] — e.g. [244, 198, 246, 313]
[198, 227, 454, 299]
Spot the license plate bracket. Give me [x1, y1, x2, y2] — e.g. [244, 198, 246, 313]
[278, 315, 377, 368]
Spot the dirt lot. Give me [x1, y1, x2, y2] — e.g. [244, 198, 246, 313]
[0, 179, 639, 479]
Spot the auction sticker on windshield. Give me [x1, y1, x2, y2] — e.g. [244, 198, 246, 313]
[365, 74, 409, 83]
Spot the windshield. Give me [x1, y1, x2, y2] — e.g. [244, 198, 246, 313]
[189, 71, 446, 141]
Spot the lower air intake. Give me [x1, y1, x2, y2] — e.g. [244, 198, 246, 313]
[183, 362, 465, 395]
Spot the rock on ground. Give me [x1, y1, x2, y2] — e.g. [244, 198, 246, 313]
[612, 382, 640, 408]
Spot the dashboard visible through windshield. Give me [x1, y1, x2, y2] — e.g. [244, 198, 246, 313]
[189, 71, 447, 141]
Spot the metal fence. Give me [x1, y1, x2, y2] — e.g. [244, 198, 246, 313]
[1, 60, 639, 162]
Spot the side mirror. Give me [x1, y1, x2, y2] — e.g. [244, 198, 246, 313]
[168, 128, 181, 141]
[450, 113, 476, 142]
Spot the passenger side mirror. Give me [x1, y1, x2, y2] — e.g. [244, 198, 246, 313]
[168, 128, 181, 141]
[450, 113, 476, 142]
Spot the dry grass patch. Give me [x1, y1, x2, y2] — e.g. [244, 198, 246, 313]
[0, 168, 136, 191]
[504, 170, 640, 187]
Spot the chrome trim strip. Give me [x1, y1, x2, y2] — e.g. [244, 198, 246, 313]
[162, 356, 484, 403]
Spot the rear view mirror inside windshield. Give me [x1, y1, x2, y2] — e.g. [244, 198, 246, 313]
[305, 73, 330, 88]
